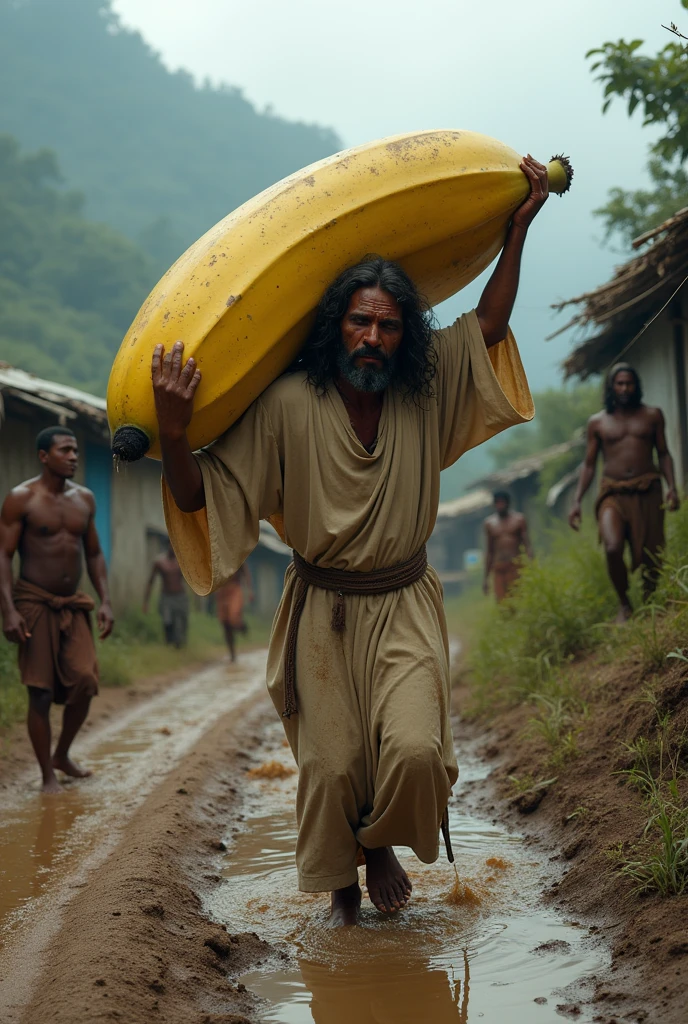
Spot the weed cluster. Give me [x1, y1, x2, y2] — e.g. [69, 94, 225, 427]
[614, 712, 688, 896]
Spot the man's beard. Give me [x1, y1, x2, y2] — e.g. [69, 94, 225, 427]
[336, 342, 398, 393]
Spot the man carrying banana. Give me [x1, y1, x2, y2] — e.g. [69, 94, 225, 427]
[155, 156, 546, 926]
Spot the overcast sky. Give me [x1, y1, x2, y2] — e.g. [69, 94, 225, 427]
[112, 0, 683, 390]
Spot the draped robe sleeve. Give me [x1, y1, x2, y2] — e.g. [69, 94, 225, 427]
[162, 399, 283, 595]
[435, 309, 534, 469]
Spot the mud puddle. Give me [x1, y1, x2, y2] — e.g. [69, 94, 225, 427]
[0, 654, 265, 944]
[206, 721, 607, 1023]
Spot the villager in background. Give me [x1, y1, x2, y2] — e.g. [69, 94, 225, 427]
[155, 157, 547, 927]
[215, 563, 253, 662]
[568, 364, 679, 621]
[483, 491, 532, 601]
[0, 427, 114, 793]
[143, 541, 189, 648]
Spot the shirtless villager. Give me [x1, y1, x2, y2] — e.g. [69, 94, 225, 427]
[483, 490, 532, 601]
[568, 364, 679, 621]
[143, 542, 188, 647]
[215, 562, 254, 662]
[0, 427, 114, 793]
[153, 156, 547, 925]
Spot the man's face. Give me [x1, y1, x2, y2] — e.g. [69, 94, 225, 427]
[39, 435, 78, 478]
[337, 286, 403, 393]
[495, 498, 509, 518]
[612, 370, 637, 407]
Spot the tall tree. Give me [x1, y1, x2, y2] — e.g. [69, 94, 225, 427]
[0, 135, 154, 394]
[588, 3, 688, 244]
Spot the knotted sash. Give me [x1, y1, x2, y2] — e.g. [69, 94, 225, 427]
[283, 545, 455, 863]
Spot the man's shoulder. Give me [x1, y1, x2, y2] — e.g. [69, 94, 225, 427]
[2, 476, 40, 511]
[259, 371, 315, 421]
[66, 481, 95, 505]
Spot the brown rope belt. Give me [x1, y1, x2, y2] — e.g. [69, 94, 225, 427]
[283, 544, 455, 864]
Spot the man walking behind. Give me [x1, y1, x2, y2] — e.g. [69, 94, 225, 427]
[215, 562, 253, 662]
[483, 491, 532, 601]
[154, 156, 548, 925]
[143, 541, 189, 647]
[569, 363, 679, 621]
[0, 427, 114, 792]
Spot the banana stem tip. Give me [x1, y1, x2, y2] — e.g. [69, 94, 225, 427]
[549, 153, 574, 196]
[112, 425, 150, 462]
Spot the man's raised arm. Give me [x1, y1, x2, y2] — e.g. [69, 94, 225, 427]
[476, 156, 549, 348]
[0, 491, 29, 643]
[152, 341, 205, 513]
[568, 418, 601, 531]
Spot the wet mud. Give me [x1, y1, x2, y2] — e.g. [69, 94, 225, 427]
[204, 720, 607, 1023]
[0, 655, 265, 1020]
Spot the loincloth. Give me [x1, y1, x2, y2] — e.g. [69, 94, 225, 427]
[595, 472, 665, 570]
[13, 579, 98, 705]
[215, 581, 245, 628]
[492, 559, 521, 602]
[159, 590, 189, 626]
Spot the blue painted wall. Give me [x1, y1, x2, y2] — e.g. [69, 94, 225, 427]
[85, 441, 112, 565]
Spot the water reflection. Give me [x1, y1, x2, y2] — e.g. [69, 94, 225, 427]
[299, 949, 470, 1024]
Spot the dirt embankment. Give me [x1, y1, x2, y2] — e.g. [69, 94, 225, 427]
[455, 650, 688, 1024]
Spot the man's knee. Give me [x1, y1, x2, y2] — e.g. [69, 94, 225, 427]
[28, 687, 52, 716]
[603, 537, 625, 558]
[384, 733, 443, 776]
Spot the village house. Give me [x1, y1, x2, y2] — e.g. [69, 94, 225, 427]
[553, 207, 688, 489]
[0, 364, 290, 616]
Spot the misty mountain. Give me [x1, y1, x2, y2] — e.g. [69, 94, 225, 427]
[0, 0, 341, 269]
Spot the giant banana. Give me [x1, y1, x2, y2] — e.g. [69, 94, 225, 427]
[108, 130, 572, 461]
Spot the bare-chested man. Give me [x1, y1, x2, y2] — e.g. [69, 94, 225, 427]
[143, 542, 188, 648]
[0, 427, 114, 793]
[568, 364, 679, 621]
[214, 562, 254, 662]
[483, 490, 532, 601]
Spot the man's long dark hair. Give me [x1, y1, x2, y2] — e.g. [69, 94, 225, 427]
[604, 363, 643, 413]
[295, 255, 438, 400]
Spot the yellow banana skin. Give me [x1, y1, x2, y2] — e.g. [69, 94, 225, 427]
[107, 130, 572, 460]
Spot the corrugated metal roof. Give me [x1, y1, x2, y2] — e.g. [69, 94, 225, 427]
[0, 363, 107, 419]
[436, 488, 493, 519]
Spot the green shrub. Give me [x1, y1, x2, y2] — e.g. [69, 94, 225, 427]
[470, 523, 616, 705]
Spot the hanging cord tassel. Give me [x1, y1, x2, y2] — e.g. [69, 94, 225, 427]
[284, 546, 428, 718]
[283, 577, 307, 718]
[331, 591, 346, 632]
[441, 806, 454, 864]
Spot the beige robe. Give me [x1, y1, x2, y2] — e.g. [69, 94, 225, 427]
[164, 311, 533, 891]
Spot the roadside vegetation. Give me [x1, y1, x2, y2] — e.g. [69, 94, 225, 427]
[0, 607, 270, 736]
[446, 503, 688, 897]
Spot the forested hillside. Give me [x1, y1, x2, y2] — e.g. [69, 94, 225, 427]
[0, 0, 341, 268]
[0, 135, 153, 393]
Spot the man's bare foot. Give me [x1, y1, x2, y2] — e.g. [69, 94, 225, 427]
[364, 847, 412, 914]
[52, 755, 92, 779]
[41, 775, 63, 794]
[615, 603, 633, 624]
[327, 883, 361, 927]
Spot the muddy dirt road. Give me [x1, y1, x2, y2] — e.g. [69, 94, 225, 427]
[0, 652, 655, 1023]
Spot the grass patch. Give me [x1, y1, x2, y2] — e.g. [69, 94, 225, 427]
[614, 719, 688, 896]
